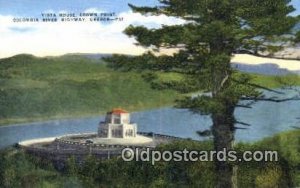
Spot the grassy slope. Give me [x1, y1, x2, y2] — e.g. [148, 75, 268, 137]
[251, 73, 300, 88]
[0, 54, 300, 125]
[0, 55, 178, 125]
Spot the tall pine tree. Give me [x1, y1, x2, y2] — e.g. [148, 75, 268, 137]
[105, 0, 300, 187]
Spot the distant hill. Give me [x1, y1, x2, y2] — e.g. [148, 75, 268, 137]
[60, 53, 112, 60]
[0, 54, 178, 125]
[1, 53, 299, 76]
[231, 63, 295, 75]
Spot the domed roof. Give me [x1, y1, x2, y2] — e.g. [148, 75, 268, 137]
[109, 108, 128, 114]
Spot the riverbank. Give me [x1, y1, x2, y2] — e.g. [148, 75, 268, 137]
[0, 104, 175, 127]
[1, 54, 300, 126]
[0, 54, 179, 126]
[1, 73, 299, 127]
[1, 100, 300, 149]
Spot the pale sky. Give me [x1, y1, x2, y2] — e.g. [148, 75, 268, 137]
[0, 11, 185, 57]
[0, 0, 185, 58]
[0, 0, 299, 71]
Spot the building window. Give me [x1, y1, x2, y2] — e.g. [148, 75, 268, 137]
[112, 115, 121, 124]
[99, 129, 108, 137]
[125, 129, 133, 137]
[112, 129, 122, 138]
[114, 118, 121, 124]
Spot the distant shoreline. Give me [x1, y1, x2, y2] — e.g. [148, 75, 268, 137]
[231, 54, 300, 72]
[0, 104, 174, 127]
[1, 54, 299, 127]
[2, 76, 300, 127]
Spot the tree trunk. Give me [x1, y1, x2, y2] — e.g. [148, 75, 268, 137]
[212, 108, 237, 188]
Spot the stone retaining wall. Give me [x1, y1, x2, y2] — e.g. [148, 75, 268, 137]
[18, 132, 189, 168]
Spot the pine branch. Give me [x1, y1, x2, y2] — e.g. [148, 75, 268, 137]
[235, 104, 252, 109]
[234, 127, 248, 130]
[235, 121, 251, 126]
[197, 130, 212, 137]
[128, 3, 160, 14]
[240, 96, 300, 102]
[232, 78, 284, 94]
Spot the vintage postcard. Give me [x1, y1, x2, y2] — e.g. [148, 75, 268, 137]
[0, 0, 300, 187]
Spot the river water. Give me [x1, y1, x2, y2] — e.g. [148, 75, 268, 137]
[0, 88, 299, 149]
